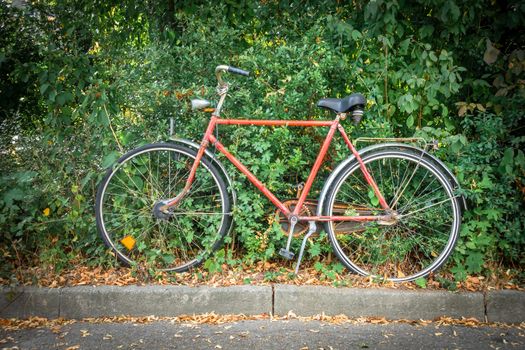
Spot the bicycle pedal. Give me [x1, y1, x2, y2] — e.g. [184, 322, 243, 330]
[279, 248, 295, 260]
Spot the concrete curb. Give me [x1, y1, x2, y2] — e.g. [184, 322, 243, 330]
[274, 285, 485, 320]
[1, 285, 524, 323]
[0, 285, 272, 319]
[0, 287, 59, 319]
[60, 285, 272, 318]
[486, 290, 525, 324]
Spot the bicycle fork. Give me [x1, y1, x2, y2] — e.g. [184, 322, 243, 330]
[160, 116, 218, 213]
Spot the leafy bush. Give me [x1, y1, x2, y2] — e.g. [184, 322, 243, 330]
[1, 0, 523, 283]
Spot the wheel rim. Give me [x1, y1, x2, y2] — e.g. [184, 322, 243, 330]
[98, 146, 228, 271]
[327, 151, 460, 282]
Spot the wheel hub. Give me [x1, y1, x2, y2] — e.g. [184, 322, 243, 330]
[377, 211, 399, 226]
[152, 200, 172, 221]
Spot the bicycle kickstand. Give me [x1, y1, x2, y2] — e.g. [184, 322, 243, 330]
[294, 221, 317, 275]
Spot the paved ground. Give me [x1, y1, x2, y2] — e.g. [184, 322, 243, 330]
[1, 319, 524, 350]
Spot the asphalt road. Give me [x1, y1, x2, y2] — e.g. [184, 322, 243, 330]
[1, 319, 524, 350]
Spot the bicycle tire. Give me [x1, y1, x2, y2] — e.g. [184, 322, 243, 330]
[322, 147, 461, 282]
[95, 143, 233, 272]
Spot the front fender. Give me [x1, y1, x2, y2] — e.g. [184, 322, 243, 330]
[168, 137, 237, 207]
[317, 143, 467, 216]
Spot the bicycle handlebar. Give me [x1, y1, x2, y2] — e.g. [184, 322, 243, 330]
[215, 65, 250, 86]
[227, 66, 250, 76]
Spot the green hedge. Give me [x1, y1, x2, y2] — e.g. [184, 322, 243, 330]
[1, 1, 523, 283]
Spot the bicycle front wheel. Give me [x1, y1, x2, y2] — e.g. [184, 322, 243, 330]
[95, 143, 233, 272]
[323, 148, 461, 282]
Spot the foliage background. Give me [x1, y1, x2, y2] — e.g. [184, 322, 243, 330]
[1, 0, 524, 284]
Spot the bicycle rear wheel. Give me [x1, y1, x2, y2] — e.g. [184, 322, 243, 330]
[322, 148, 461, 282]
[95, 143, 232, 272]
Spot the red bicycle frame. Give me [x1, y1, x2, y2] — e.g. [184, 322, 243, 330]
[166, 112, 391, 224]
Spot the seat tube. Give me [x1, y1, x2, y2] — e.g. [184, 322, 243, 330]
[293, 117, 340, 215]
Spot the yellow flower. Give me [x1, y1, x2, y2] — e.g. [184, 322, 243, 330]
[43, 208, 51, 217]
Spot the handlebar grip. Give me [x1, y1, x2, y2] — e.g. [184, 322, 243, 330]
[227, 66, 250, 77]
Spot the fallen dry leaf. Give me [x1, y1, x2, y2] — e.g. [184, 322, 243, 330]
[2, 261, 521, 292]
[1, 313, 523, 334]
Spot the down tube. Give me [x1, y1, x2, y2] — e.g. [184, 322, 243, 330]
[208, 134, 291, 217]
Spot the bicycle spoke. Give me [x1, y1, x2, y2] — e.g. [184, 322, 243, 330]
[390, 152, 426, 209]
[397, 179, 442, 213]
[398, 196, 457, 219]
[326, 150, 460, 282]
[96, 144, 231, 271]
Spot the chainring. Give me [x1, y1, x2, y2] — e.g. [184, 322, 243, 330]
[276, 199, 315, 237]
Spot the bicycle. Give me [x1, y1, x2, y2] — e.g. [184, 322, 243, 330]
[95, 65, 466, 282]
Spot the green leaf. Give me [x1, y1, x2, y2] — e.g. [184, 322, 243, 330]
[332, 263, 344, 274]
[101, 151, 119, 168]
[368, 189, 380, 206]
[466, 252, 484, 273]
[465, 241, 477, 249]
[80, 172, 94, 188]
[478, 173, 493, 189]
[406, 115, 414, 128]
[162, 254, 175, 264]
[414, 277, 427, 288]
[56, 92, 67, 106]
[308, 243, 321, 257]
[3, 188, 25, 206]
[448, 1, 460, 21]
[204, 259, 221, 273]
[314, 261, 324, 272]
[17, 171, 37, 182]
[48, 89, 57, 102]
[515, 150, 525, 169]
[442, 105, 449, 117]
[56, 92, 73, 106]
[399, 38, 410, 53]
[450, 265, 467, 282]
[40, 83, 50, 95]
[499, 148, 514, 174]
[398, 94, 417, 114]
[484, 208, 501, 220]
[418, 25, 434, 39]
